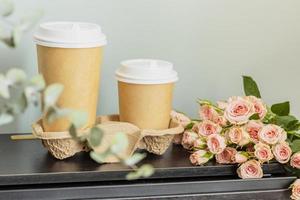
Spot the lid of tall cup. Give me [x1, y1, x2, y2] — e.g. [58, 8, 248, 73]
[116, 59, 178, 84]
[34, 21, 107, 48]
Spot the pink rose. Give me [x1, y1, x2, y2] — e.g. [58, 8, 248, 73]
[291, 152, 300, 169]
[217, 101, 228, 110]
[246, 96, 267, 119]
[237, 160, 263, 179]
[258, 124, 286, 145]
[235, 151, 248, 164]
[272, 142, 292, 164]
[254, 142, 274, 163]
[181, 131, 198, 150]
[199, 105, 227, 127]
[244, 120, 263, 143]
[224, 96, 255, 125]
[216, 147, 237, 164]
[193, 138, 206, 149]
[291, 179, 300, 200]
[190, 150, 211, 165]
[199, 105, 218, 121]
[196, 120, 222, 137]
[207, 133, 226, 154]
[172, 134, 183, 145]
[170, 110, 191, 127]
[226, 126, 250, 146]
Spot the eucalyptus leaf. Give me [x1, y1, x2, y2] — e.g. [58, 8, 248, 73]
[291, 139, 300, 153]
[6, 68, 27, 85]
[89, 151, 108, 164]
[243, 76, 261, 98]
[69, 123, 77, 138]
[126, 171, 141, 180]
[11, 25, 23, 48]
[88, 127, 103, 147]
[45, 106, 57, 123]
[138, 164, 154, 178]
[0, 112, 13, 126]
[69, 110, 88, 128]
[30, 74, 45, 90]
[0, 0, 14, 17]
[7, 92, 27, 114]
[44, 84, 64, 108]
[110, 132, 128, 154]
[125, 153, 146, 166]
[24, 86, 39, 105]
[271, 101, 290, 116]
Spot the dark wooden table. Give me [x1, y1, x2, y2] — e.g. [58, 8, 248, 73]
[0, 134, 296, 199]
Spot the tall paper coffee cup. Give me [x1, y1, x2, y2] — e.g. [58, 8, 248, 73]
[34, 22, 107, 131]
[116, 59, 178, 130]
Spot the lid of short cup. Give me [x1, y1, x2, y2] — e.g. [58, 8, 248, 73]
[34, 21, 107, 48]
[115, 59, 178, 84]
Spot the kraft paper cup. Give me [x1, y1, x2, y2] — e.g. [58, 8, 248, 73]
[33, 22, 107, 159]
[116, 59, 178, 130]
[34, 22, 107, 131]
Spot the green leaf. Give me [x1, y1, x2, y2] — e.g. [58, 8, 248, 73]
[0, 112, 13, 126]
[44, 84, 64, 108]
[274, 115, 296, 129]
[291, 140, 300, 153]
[69, 110, 88, 129]
[125, 153, 146, 166]
[88, 127, 103, 147]
[242, 76, 261, 98]
[126, 171, 141, 180]
[0, 0, 14, 17]
[8, 92, 28, 114]
[110, 133, 128, 154]
[185, 122, 195, 130]
[45, 106, 58, 123]
[271, 101, 290, 116]
[249, 113, 260, 120]
[69, 123, 77, 138]
[6, 68, 27, 84]
[287, 120, 300, 131]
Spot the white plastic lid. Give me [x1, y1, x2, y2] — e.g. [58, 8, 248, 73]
[116, 59, 178, 84]
[34, 21, 107, 48]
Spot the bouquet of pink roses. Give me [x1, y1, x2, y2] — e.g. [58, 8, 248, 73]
[171, 76, 300, 199]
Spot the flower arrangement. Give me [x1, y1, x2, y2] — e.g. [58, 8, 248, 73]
[172, 76, 300, 199]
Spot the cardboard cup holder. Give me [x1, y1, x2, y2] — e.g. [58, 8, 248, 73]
[32, 115, 184, 162]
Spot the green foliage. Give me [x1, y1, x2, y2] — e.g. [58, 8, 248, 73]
[88, 127, 103, 148]
[185, 122, 195, 130]
[43, 84, 64, 109]
[126, 164, 154, 180]
[291, 140, 300, 153]
[110, 132, 129, 154]
[125, 153, 146, 166]
[271, 102, 290, 116]
[249, 113, 260, 120]
[243, 76, 261, 98]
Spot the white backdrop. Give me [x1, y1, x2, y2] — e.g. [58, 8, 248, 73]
[1, 0, 300, 133]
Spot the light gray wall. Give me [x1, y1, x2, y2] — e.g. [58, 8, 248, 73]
[1, 0, 300, 133]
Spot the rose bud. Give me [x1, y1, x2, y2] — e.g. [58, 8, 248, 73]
[258, 124, 286, 145]
[199, 105, 218, 121]
[224, 96, 255, 125]
[181, 131, 198, 150]
[193, 138, 207, 149]
[234, 151, 249, 164]
[190, 150, 212, 165]
[226, 126, 250, 147]
[237, 160, 263, 179]
[244, 120, 263, 143]
[216, 147, 237, 164]
[207, 133, 226, 154]
[272, 142, 292, 164]
[245, 96, 267, 119]
[291, 179, 300, 200]
[254, 142, 274, 163]
[217, 101, 228, 110]
[291, 152, 300, 169]
[170, 110, 191, 127]
[196, 120, 222, 137]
